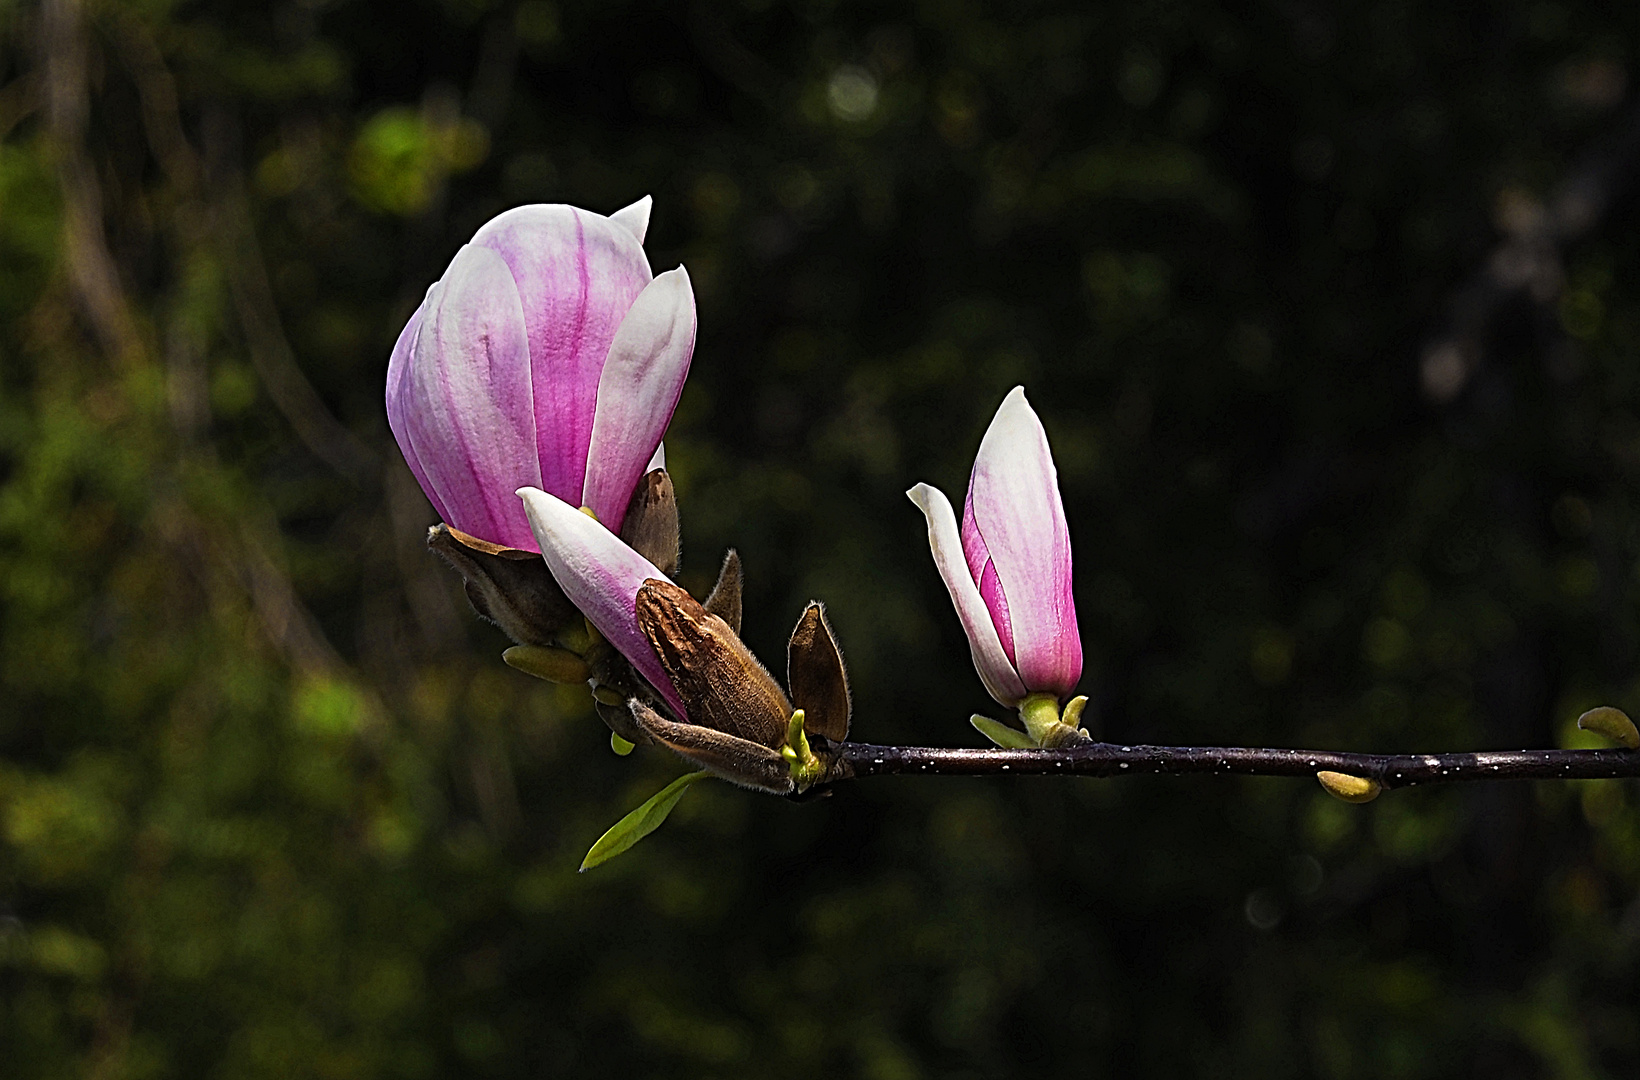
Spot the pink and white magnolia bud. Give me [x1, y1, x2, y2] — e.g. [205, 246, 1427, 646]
[387, 197, 695, 551]
[909, 386, 1082, 707]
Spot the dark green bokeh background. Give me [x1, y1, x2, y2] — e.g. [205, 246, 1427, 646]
[5, 0, 1640, 1075]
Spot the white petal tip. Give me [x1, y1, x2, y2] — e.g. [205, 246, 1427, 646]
[998, 385, 1032, 413]
[516, 486, 561, 522]
[906, 483, 942, 513]
[610, 195, 653, 244]
[653, 264, 692, 288]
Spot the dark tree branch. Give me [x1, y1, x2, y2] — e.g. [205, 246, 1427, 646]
[832, 740, 1640, 787]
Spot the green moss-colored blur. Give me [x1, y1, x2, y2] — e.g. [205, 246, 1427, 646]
[4, 0, 1640, 1075]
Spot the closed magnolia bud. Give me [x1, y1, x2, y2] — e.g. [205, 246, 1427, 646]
[909, 387, 1082, 709]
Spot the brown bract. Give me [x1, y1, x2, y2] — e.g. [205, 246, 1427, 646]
[630, 578, 852, 794]
[787, 603, 850, 743]
[638, 579, 793, 745]
[426, 467, 679, 649]
[427, 524, 576, 646]
[620, 468, 681, 575]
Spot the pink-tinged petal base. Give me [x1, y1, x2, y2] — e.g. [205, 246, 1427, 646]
[472, 206, 652, 507]
[394, 245, 542, 551]
[961, 487, 1016, 665]
[908, 483, 1028, 706]
[967, 387, 1082, 698]
[581, 266, 696, 529]
[977, 561, 1014, 664]
[518, 486, 687, 718]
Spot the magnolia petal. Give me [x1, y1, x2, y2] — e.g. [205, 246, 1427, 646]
[967, 387, 1082, 697]
[472, 205, 652, 504]
[397, 245, 541, 550]
[581, 267, 696, 528]
[384, 301, 450, 523]
[961, 486, 1016, 664]
[908, 483, 1028, 706]
[976, 560, 1016, 663]
[958, 484, 989, 584]
[518, 486, 686, 717]
[609, 195, 652, 244]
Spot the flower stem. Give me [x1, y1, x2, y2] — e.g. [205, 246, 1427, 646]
[1016, 693, 1064, 746]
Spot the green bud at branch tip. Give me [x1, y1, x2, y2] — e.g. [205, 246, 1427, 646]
[1317, 770, 1382, 803]
[1577, 706, 1640, 750]
[502, 645, 591, 684]
[782, 716, 813, 771]
[781, 710, 827, 788]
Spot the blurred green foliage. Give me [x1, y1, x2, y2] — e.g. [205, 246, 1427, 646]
[4, 0, 1640, 1076]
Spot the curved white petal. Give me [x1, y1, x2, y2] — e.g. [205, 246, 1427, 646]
[908, 483, 1027, 706]
[581, 267, 695, 528]
[968, 387, 1082, 697]
[646, 442, 666, 472]
[518, 487, 686, 718]
[609, 195, 652, 244]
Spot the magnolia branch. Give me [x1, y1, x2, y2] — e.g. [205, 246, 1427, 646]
[831, 740, 1640, 789]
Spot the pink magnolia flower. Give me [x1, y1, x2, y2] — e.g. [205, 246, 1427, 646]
[387, 197, 695, 552]
[908, 386, 1082, 707]
[517, 486, 688, 719]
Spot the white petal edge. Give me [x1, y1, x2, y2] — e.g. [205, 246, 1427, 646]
[908, 483, 1028, 706]
[581, 266, 695, 527]
[647, 442, 666, 471]
[609, 195, 652, 245]
[518, 486, 687, 718]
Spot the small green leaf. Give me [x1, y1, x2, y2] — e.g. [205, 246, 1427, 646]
[610, 732, 635, 756]
[580, 771, 711, 871]
[971, 714, 1035, 749]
